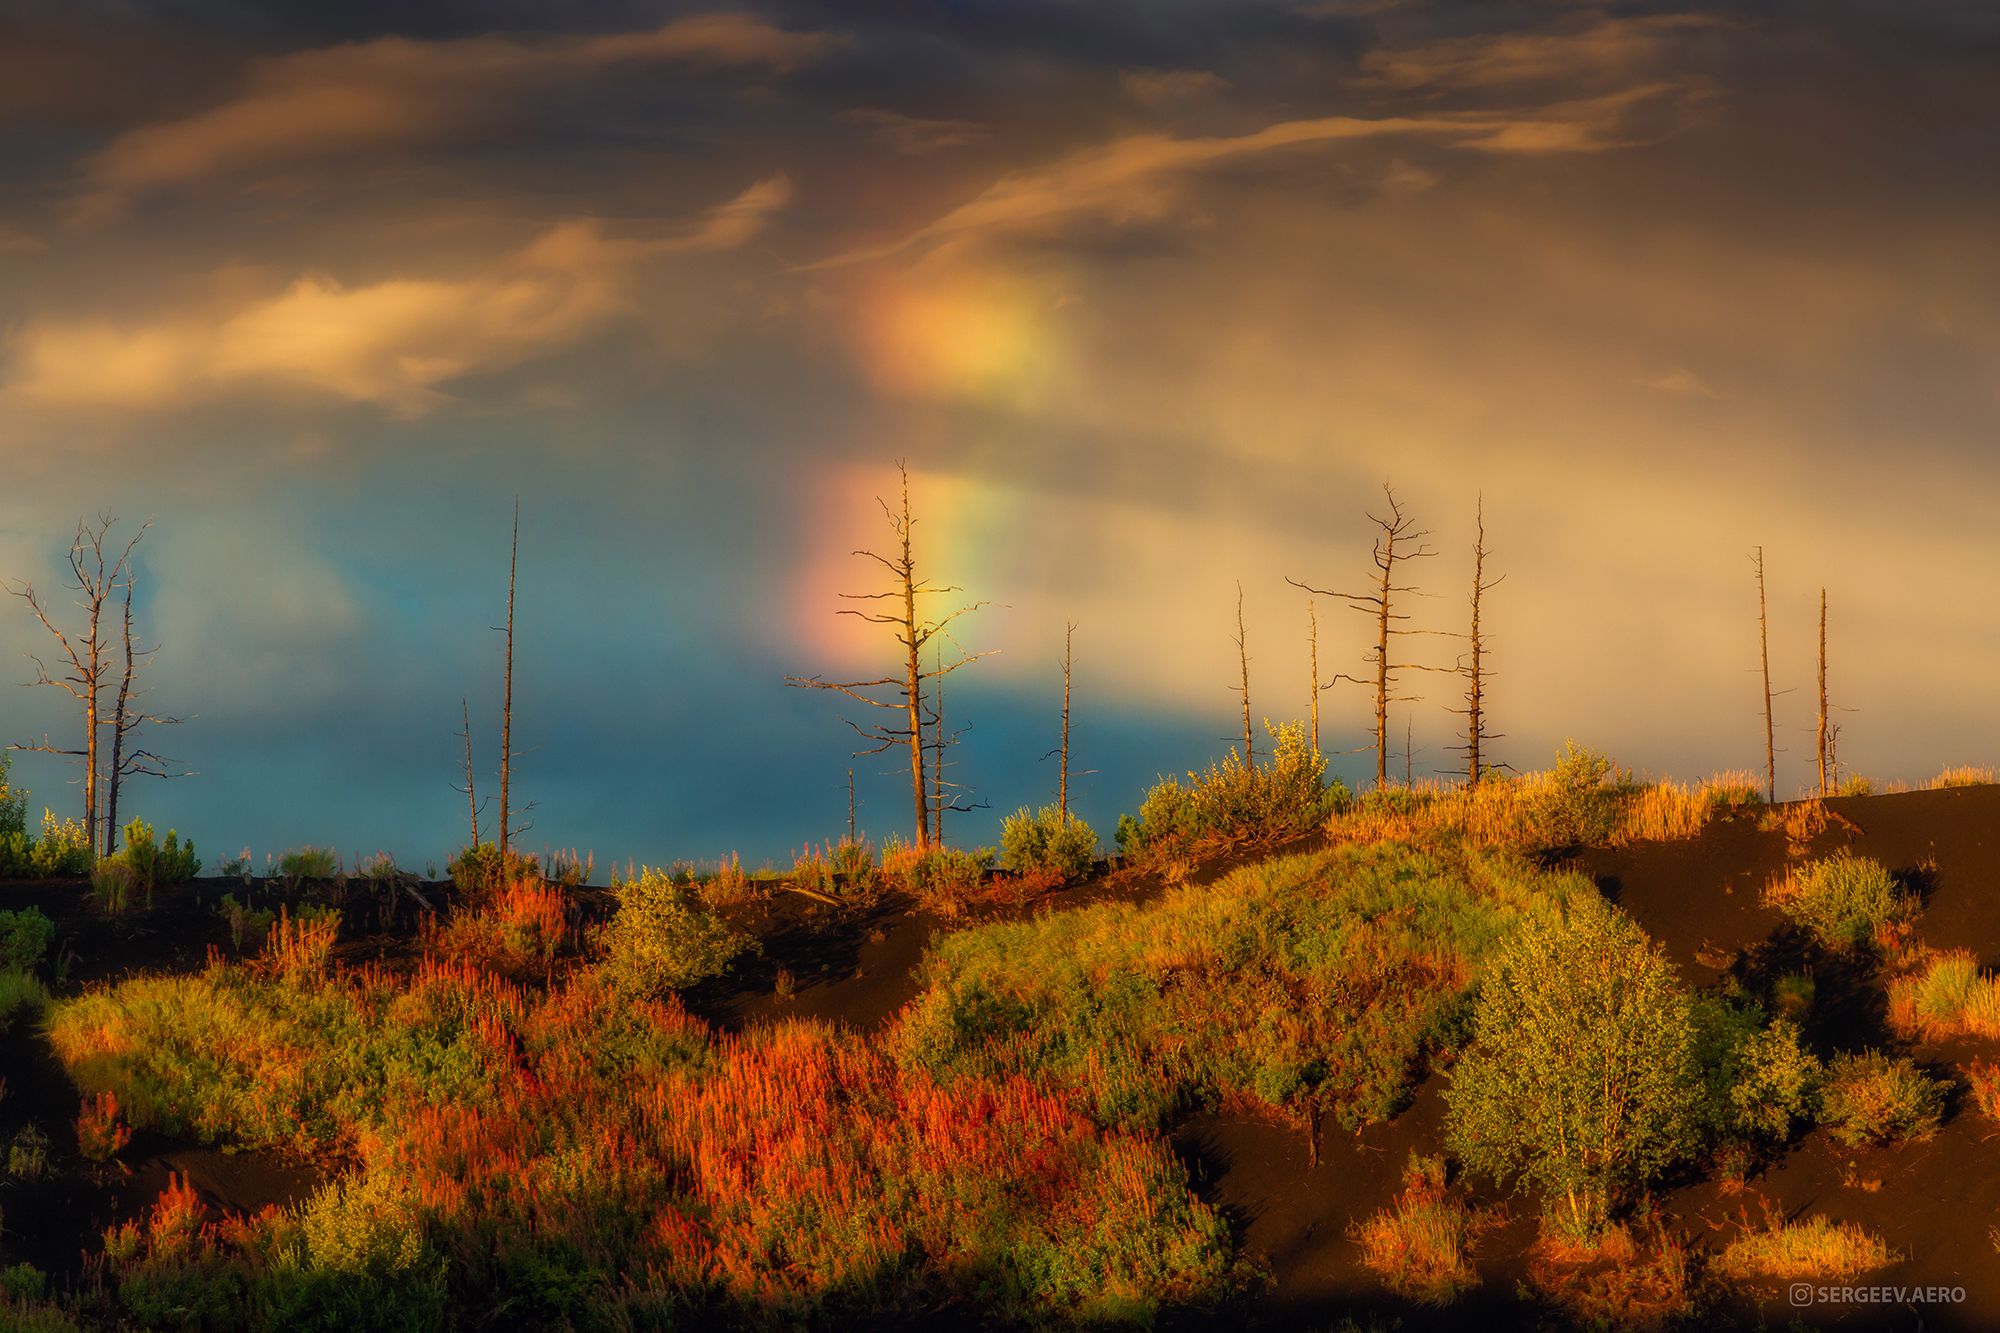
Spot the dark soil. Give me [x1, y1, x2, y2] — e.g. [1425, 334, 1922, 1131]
[7, 794, 2000, 1329]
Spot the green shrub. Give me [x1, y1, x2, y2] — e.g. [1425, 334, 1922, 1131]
[0, 908, 53, 972]
[1521, 741, 1626, 849]
[1772, 971, 1816, 1021]
[0, 969, 50, 1034]
[216, 893, 277, 954]
[6, 1124, 48, 1178]
[1818, 1050, 1946, 1146]
[1445, 895, 1699, 1239]
[0, 754, 24, 838]
[446, 843, 538, 898]
[1766, 851, 1905, 950]
[279, 846, 342, 883]
[1122, 722, 1347, 862]
[27, 811, 92, 877]
[600, 868, 751, 996]
[1000, 806, 1098, 884]
[100, 819, 201, 898]
[1692, 1000, 1821, 1146]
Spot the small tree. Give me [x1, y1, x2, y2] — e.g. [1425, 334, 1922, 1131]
[1446, 897, 1699, 1239]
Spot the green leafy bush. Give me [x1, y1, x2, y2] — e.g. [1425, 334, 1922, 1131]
[1445, 895, 1699, 1239]
[1521, 741, 1626, 849]
[1000, 806, 1098, 884]
[0, 754, 24, 838]
[599, 868, 751, 996]
[28, 811, 92, 877]
[1122, 721, 1347, 862]
[446, 843, 538, 898]
[0, 908, 54, 972]
[1765, 851, 1905, 950]
[1818, 1050, 1945, 1146]
[101, 819, 201, 897]
[1692, 999, 1822, 1145]
[881, 841, 994, 916]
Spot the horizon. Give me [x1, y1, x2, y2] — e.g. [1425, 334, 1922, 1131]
[3, 1, 1997, 870]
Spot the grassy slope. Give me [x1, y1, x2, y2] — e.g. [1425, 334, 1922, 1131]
[895, 840, 1588, 1134]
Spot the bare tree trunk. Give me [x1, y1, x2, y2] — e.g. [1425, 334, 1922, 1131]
[1308, 599, 1320, 758]
[1235, 582, 1253, 765]
[1059, 620, 1074, 820]
[1404, 716, 1414, 786]
[932, 643, 946, 847]
[1463, 499, 1494, 784]
[462, 697, 480, 846]
[1371, 537, 1393, 787]
[1817, 588, 1829, 798]
[103, 572, 138, 856]
[499, 499, 518, 855]
[1756, 546, 1774, 803]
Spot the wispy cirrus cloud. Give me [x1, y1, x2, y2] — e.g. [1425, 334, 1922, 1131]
[10, 176, 792, 414]
[74, 14, 837, 218]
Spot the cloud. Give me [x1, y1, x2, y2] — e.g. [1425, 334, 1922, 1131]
[1360, 13, 1730, 94]
[844, 108, 992, 155]
[9, 177, 791, 413]
[74, 15, 837, 217]
[1120, 68, 1233, 106]
[810, 87, 1693, 266]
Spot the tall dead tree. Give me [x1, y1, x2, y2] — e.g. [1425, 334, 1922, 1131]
[1754, 546, 1775, 803]
[8, 516, 145, 845]
[1817, 588, 1829, 798]
[498, 500, 519, 854]
[1289, 484, 1439, 788]
[456, 698, 482, 846]
[101, 541, 187, 854]
[1233, 583, 1254, 764]
[1058, 621, 1075, 820]
[846, 768, 857, 844]
[1307, 599, 1325, 757]
[1451, 497, 1504, 784]
[788, 461, 989, 848]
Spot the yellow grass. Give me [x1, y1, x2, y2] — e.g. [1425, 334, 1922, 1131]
[1610, 770, 1762, 845]
[1888, 949, 2000, 1039]
[1928, 765, 1997, 790]
[1349, 1154, 1478, 1306]
[1715, 1215, 1898, 1283]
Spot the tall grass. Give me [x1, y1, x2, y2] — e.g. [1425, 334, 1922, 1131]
[1762, 851, 1907, 950]
[49, 948, 1240, 1325]
[1927, 765, 1996, 790]
[1350, 1154, 1478, 1306]
[1888, 949, 2000, 1039]
[895, 840, 1586, 1135]
[1120, 722, 1346, 862]
[1715, 1214, 1898, 1282]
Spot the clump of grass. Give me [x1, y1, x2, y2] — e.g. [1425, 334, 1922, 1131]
[7, 1124, 48, 1179]
[1350, 1154, 1478, 1306]
[790, 839, 882, 907]
[897, 840, 1584, 1135]
[1525, 1222, 1698, 1329]
[1611, 771, 1762, 845]
[1964, 1059, 2000, 1122]
[0, 970, 50, 1035]
[1888, 949, 2000, 1039]
[261, 905, 340, 982]
[880, 841, 993, 918]
[1763, 851, 1907, 950]
[90, 859, 139, 915]
[278, 847, 342, 886]
[1817, 1050, 1946, 1146]
[214, 893, 275, 955]
[1772, 970, 1816, 1022]
[1715, 1213, 1898, 1282]
[1121, 721, 1346, 863]
[1927, 765, 1996, 790]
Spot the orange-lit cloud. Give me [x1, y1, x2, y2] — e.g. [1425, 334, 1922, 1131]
[1361, 13, 1730, 93]
[10, 177, 791, 413]
[75, 15, 837, 217]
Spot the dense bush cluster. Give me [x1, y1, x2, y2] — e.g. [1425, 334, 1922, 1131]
[1000, 806, 1098, 885]
[600, 868, 751, 997]
[1764, 851, 1906, 950]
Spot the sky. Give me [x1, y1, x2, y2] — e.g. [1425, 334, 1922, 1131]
[1, 0, 1997, 870]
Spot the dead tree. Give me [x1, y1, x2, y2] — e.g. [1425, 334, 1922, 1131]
[1450, 497, 1504, 784]
[456, 698, 483, 845]
[498, 499, 520, 854]
[788, 460, 989, 848]
[927, 639, 985, 846]
[1233, 583, 1254, 764]
[1289, 484, 1439, 788]
[1754, 546, 1775, 803]
[1059, 621, 1075, 819]
[1817, 588, 1829, 798]
[8, 515, 146, 844]
[1306, 599, 1334, 759]
[846, 768, 857, 844]
[101, 540, 188, 854]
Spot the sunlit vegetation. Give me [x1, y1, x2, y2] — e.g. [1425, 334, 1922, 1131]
[275, 847, 341, 885]
[46, 948, 1239, 1326]
[1816, 1050, 1947, 1146]
[879, 840, 994, 917]
[1000, 806, 1099, 887]
[1762, 850, 1908, 950]
[1116, 722, 1346, 863]
[599, 868, 752, 997]
[434, 877, 570, 978]
[898, 841, 1585, 1134]
[1446, 895, 1699, 1241]
[1926, 764, 1996, 789]
[0, 809, 94, 878]
[1715, 1214, 1898, 1282]
[1349, 1154, 1479, 1306]
[1888, 948, 2000, 1039]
